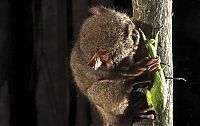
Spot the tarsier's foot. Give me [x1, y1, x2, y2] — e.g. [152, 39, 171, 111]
[138, 107, 155, 120]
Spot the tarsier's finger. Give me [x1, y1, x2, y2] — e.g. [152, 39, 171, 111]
[147, 61, 160, 72]
[133, 57, 149, 67]
[145, 58, 159, 67]
[132, 57, 157, 72]
[138, 107, 155, 120]
[139, 114, 155, 120]
[139, 107, 154, 114]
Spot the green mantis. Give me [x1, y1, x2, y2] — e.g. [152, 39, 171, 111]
[139, 29, 167, 115]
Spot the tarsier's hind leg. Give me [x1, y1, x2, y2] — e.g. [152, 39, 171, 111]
[96, 105, 121, 126]
[87, 80, 129, 126]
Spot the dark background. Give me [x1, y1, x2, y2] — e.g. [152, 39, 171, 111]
[0, 0, 199, 126]
[173, 0, 200, 125]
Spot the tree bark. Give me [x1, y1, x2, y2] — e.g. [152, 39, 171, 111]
[132, 0, 173, 126]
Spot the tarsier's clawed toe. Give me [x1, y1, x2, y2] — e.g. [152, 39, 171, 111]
[138, 107, 156, 120]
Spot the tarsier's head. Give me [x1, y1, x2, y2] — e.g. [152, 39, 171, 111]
[79, 6, 140, 70]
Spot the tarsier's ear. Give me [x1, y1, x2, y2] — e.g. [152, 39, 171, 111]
[87, 50, 112, 70]
[88, 6, 110, 15]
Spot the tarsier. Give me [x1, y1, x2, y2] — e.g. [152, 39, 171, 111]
[70, 6, 159, 126]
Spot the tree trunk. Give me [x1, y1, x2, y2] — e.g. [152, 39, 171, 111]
[132, 0, 173, 126]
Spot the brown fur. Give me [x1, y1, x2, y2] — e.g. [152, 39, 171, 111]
[70, 6, 157, 126]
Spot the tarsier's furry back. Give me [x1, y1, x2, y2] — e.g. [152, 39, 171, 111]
[70, 6, 159, 126]
[79, 6, 139, 68]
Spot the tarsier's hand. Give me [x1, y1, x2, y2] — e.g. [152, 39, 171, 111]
[131, 57, 160, 75]
[120, 57, 160, 77]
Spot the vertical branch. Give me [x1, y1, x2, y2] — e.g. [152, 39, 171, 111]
[132, 0, 173, 125]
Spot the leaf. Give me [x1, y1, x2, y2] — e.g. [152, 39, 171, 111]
[139, 29, 166, 114]
[146, 90, 152, 106]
